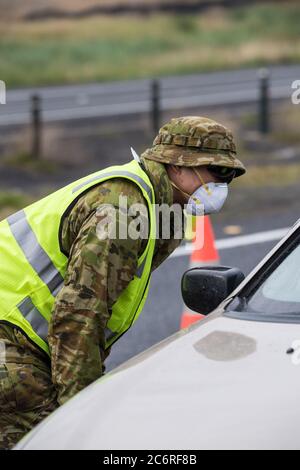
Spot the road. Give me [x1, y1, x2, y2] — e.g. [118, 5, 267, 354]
[106, 208, 299, 371]
[1, 64, 299, 126]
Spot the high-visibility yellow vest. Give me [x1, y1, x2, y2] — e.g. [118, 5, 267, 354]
[0, 161, 156, 356]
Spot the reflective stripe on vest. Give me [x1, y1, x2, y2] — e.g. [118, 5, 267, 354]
[72, 170, 154, 204]
[8, 210, 64, 297]
[17, 297, 48, 342]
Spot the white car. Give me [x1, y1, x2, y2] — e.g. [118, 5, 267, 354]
[16, 219, 300, 450]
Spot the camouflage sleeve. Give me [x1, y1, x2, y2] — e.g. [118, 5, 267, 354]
[151, 212, 184, 272]
[48, 180, 147, 406]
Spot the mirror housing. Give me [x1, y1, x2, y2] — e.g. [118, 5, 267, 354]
[181, 266, 245, 315]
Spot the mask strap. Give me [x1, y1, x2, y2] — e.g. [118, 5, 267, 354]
[169, 167, 212, 203]
[170, 180, 204, 210]
[170, 180, 191, 200]
[193, 168, 212, 195]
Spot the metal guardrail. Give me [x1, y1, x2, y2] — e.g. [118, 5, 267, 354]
[0, 65, 299, 158]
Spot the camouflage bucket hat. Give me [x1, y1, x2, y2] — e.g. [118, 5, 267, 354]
[141, 116, 246, 178]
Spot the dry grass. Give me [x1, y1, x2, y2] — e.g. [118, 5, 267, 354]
[0, 3, 299, 86]
[0, 0, 221, 20]
[232, 163, 300, 188]
[271, 103, 300, 145]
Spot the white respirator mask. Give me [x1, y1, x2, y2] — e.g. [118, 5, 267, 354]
[186, 182, 228, 216]
[170, 168, 229, 216]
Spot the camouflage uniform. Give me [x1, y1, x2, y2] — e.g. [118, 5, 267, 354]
[0, 324, 58, 449]
[0, 116, 245, 449]
[0, 158, 182, 449]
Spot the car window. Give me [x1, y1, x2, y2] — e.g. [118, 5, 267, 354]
[262, 244, 300, 303]
[226, 232, 300, 322]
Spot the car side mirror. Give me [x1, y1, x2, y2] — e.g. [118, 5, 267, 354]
[181, 266, 245, 315]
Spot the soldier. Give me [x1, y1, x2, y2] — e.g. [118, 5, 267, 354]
[0, 116, 246, 449]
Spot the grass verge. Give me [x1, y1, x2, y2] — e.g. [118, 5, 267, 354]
[0, 3, 300, 87]
[233, 163, 300, 188]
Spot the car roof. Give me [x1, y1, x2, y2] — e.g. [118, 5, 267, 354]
[17, 312, 300, 450]
[16, 217, 300, 450]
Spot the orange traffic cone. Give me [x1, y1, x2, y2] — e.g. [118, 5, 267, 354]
[180, 311, 205, 329]
[180, 215, 220, 329]
[191, 215, 220, 266]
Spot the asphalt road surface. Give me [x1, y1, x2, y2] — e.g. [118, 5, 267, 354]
[1, 65, 299, 126]
[106, 208, 299, 371]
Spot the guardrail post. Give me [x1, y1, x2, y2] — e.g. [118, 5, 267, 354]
[31, 94, 42, 159]
[258, 68, 270, 135]
[151, 79, 161, 135]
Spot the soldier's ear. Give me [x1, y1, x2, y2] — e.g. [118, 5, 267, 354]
[166, 165, 184, 185]
[165, 164, 177, 176]
[170, 165, 182, 174]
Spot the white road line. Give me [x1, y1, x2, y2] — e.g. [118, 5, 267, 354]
[171, 227, 290, 259]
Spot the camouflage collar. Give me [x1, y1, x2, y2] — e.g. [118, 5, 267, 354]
[140, 157, 173, 207]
